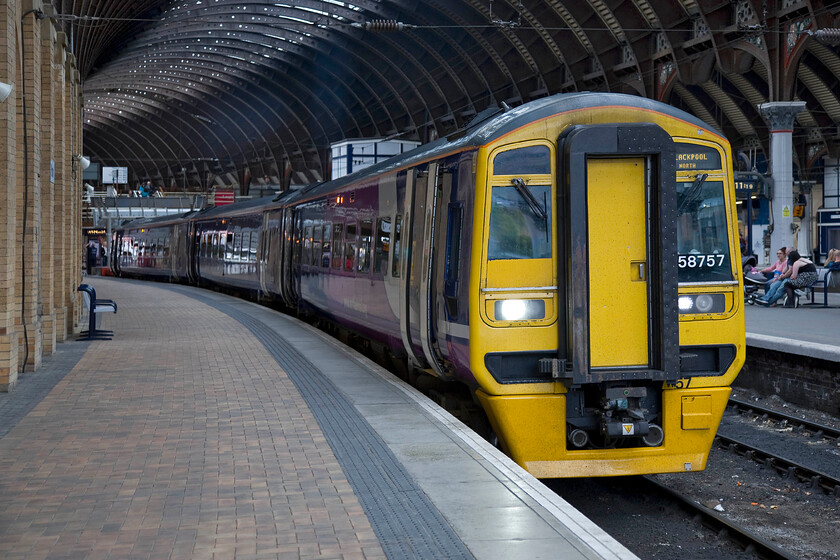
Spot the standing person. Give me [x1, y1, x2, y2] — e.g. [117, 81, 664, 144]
[85, 240, 98, 275]
[106, 183, 117, 197]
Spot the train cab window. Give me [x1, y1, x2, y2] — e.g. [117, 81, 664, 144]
[313, 226, 322, 267]
[332, 224, 344, 269]
[492, 145, 551, 175]
[488, 144, 552, 261]
[321, 224, 332, 268]
[488, 184, 551, 260]
[676, 179, 734, 282]
[375, 217, 391, 276]
[344, 222, 357, 272]
[359, 220, 372, 273]
[391, 215, 402, 277]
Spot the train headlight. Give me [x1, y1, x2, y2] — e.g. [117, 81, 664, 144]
[495, 299, 546, 321]
[678, 293, 726, 314]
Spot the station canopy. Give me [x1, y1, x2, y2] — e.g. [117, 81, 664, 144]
[55, 0, 840, 189]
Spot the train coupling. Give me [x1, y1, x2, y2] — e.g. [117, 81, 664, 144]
[599, 386, 665, 447]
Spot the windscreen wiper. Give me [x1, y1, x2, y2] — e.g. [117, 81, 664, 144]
[511, 177, 547, 221]
[677, 173, 708, 215]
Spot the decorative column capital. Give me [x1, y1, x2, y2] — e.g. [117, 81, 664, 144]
[758, 101, 806, 132]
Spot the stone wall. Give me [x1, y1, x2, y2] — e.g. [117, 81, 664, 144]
[0, 0, 83, 391]
[736, 348, 840, 415]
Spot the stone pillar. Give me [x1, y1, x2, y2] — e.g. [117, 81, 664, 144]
[39, 7, 57, 355]
[758, 101, 806, 255]
[0, 0, 21, 390]
[17, 0, 44, 371]
[53, 32, 67, 341]
[68, 59, 83, 332]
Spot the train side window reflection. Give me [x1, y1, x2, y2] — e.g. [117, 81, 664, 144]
[375, 217, 391, 276]
[391, 215, 402, 277]
[322, 223, 332, 268]
[332, 223, 343, 269]
[359, 220, 372, 273]
[344, 222, 357, 272]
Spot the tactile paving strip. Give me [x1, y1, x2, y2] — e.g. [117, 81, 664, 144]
[170, 286, 474, 560]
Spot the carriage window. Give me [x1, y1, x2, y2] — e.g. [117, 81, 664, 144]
[676, 179, 733, 282]
[375, 217, 391, 276]
[391, 215, 402, 277]
[322, 223, 332, 268]
[359, 220, 372, 273]
[493, 145, 551, 175]
[225, 232, 234, 260]
[313, 226, 322, 267]
[249, 231, 258, 262]
[304, 225, 313, 267]
[332, 223, 344, 269]
[344, 222, 357, 272]
[487, 184, 552, 260]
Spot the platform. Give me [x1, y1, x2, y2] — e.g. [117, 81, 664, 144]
[744, 290, 840, 361]
[0, 278, 635, 560]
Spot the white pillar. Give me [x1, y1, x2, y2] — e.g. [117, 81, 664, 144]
[758, 101, 806, 254]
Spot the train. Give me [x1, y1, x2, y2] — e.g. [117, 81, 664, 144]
[112, 92, 746, 478]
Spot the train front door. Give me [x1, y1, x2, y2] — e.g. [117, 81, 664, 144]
[587, 158, 649, 367]
[558, 123, 680, 383]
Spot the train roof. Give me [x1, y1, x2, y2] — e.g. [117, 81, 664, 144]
[119, 210, 199, 230]
[191, 194, 280, 220]
[298, 92, 721, 201]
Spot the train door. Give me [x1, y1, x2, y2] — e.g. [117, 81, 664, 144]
[399, 168, 426, 368]
[279, 208, 296, 307]
[557, 123, 679, 383]
[426, 164, 456, 374]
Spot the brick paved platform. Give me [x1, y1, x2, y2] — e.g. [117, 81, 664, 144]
[0, 278, 635, 560]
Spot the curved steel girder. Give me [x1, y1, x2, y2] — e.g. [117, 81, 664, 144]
[84, 99, 229, 183]
[164, 1, 471, 130]
[419, 1, 523, 104]
[90, 42, 349, 141]
[86, 52, 333, 154]
[83, 34, 367, 174]
[84, 92, 235, 180]
[137, 2, 425, 129]
[106, 23, 414, 139]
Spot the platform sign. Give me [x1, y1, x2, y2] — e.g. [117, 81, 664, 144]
[102, 166, 128, 184]
[215, 189, 235, 206]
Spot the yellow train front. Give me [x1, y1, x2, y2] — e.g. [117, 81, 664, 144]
[467, 94, 744, 477]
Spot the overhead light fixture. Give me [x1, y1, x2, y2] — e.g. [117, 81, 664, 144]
[0, 81, 12, 103]
[75, 154, 91, 170]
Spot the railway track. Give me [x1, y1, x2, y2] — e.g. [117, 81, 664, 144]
[729, 397, 840, 441]
[714, 433, 840, 496]
[642, 476, 799, 560]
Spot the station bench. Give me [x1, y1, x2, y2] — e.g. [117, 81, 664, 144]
[803, 269, 836, 308]
[76, 284, 118, 340]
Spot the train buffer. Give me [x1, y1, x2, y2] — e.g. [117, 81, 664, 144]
[76, 284, 118, 340]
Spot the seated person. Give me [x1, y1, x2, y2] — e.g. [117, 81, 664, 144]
[760, 247, 788, 281]
[756, 247, 794, 306]
[824, 248, 840, 272]
[783, 251, 818, 307]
